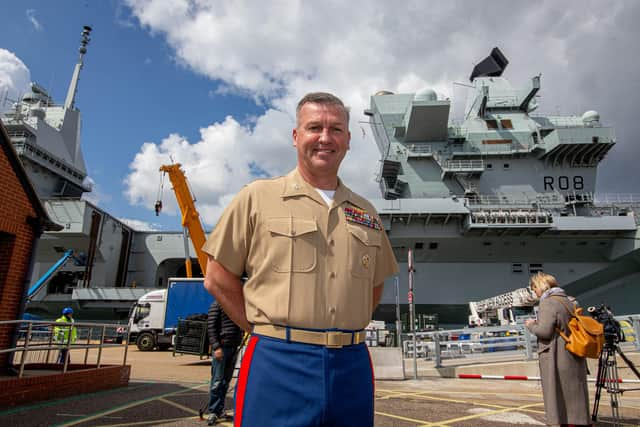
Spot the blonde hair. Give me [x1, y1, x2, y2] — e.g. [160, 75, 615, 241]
[529, 272, 558, 293]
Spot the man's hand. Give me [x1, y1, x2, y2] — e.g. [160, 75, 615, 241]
[214, 348, 223, 361]
[524, 319, 536, 327]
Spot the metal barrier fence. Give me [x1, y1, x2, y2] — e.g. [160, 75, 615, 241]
[401, 315, 640, 368]
[0, 319, 130, 378]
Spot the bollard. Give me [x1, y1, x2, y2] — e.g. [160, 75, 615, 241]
[523, 327, 534, 360]
[633, 318, 640, 351]
[434, 334, 442, 369]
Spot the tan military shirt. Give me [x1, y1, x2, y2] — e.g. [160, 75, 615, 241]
[202, 168, 398, 330]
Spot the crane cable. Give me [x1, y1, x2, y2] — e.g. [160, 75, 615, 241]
[155, 170, 165, 216]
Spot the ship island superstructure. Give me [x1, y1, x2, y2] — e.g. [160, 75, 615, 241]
[366, 48, 640, 326]
[1, 27, 199, 321]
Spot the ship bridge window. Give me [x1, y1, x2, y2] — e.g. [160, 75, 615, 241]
[512, 263, 523, 273]
[486, 163, 493, 170]
[500, 119, 513, 129]
[503, 163, 510, 170]
[529, 263, 543, 273]
[429, 242, 438, 250]
[485, 119, 499, 129]
[415, 242, 424, 250]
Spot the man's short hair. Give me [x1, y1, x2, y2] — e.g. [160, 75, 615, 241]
[296, 92, 350, 125]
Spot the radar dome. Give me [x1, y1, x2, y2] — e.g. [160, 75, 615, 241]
[374, 90, 394, 96]
[582, 110, 600, 126]
[414, 88, 437, 101]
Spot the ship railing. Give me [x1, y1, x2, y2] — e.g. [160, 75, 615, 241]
[468, 208, 553, 225]
[442, 159, 484, 171]
[11, 140, 87, 184]
[465, 192, 566, 207]
[405, 143, 432, 154]
[6, 129, 36, 141]
[401, 314, 640, 365]
[593, 193, 640, 206]
[0, 319, 129, 378]
[531, 114, 595, 129]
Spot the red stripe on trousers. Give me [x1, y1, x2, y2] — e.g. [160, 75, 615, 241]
[234, 335, 259, 427]
[367, 347, 375, 395]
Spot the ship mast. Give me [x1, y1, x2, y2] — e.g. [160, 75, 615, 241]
[64, 25, 92, 110]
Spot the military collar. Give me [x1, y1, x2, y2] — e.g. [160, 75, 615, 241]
[281, 168, 364, 209]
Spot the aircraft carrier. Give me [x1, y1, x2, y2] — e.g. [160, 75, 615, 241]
[2, 30, 638, 327]
[368, 48, 640, 326]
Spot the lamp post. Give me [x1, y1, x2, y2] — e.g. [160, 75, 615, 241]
[408, 248, 417, 379]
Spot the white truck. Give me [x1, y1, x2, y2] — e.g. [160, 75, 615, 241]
[128, 277, 214, 351]
[468, 287, 537, 327]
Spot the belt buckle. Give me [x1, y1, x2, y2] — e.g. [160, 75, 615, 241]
[326, 332, 343, 348]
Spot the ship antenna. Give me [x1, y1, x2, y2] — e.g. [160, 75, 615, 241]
[64, 25, 92, 110]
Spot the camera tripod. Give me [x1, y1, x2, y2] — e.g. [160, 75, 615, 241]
[591, 341, 640, 426]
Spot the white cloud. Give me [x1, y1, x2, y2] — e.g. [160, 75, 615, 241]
[0, 49, 30, 113]
[118, 217, 162, 231]
[26, 9, 43, 32]
[123, 0, 640, 223]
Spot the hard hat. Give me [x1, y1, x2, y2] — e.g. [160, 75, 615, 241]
[62, 307, 73, 315]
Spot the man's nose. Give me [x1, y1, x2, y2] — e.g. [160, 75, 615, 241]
[318, 127, 331, 141]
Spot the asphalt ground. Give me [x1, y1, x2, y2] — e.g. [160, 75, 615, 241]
[1, 346, 640, 426]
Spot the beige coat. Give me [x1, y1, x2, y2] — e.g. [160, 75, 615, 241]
[526, 291, 590, 425]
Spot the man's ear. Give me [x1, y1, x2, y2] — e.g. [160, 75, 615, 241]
[292, 128, 298, 147]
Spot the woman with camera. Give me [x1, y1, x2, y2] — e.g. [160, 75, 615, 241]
[524, 272, 592, 427]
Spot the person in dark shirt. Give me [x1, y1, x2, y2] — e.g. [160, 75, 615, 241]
[207, 301, 242, 425]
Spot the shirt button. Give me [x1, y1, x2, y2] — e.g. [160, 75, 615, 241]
[329, 307, 336, 314]
[329, 239, 335, 246]
[329, 272, 336, 279]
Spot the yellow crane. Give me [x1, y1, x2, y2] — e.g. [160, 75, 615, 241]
[156, 163, 208, 277]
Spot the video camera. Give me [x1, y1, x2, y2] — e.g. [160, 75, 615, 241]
[588, 304, 623, 345]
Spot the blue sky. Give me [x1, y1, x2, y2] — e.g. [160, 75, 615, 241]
[1, 1, 640, 231]
[0, 1, 266, 230]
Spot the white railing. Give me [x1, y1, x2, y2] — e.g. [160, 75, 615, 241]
[0, 319, 129, 378]
[401, 314, 640, 368]
[406, 143, 432, 154]
[443, 159, 484, 171]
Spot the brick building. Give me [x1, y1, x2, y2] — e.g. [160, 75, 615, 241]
[0, 120, 62, 368]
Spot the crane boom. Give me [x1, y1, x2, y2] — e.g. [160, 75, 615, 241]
[159, 163, 208, 275]
[468, 287, 537, 326]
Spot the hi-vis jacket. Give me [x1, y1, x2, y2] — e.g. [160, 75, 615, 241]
[54, 315, 77, 344]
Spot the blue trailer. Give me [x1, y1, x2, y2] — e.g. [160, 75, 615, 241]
[128, 278, 213, 351]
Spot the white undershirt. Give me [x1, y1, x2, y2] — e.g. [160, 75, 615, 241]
[315, 188, 335, 207]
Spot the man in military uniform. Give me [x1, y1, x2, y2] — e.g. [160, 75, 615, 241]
[203, 92, 398, 427]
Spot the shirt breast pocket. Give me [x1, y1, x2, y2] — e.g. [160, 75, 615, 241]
[347, 225, 381, 279]
[266, 217, 318, 273]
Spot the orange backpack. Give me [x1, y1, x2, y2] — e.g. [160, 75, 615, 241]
[553, 296, 604, 359]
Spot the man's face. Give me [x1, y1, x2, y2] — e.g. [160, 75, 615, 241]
[293, 102, 350, 179]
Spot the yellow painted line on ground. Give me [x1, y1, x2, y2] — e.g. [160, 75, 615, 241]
[417, 402, 545, 426]
[157, 397, 199, 415]
[377, 389, 545, 415]
[377, 388, 542, 397]
[55, 382, 208, 427]
[374, 410, 443, 426]
[82, 415, 198, 426]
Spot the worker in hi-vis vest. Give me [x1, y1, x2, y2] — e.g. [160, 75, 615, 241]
[54, 307, 77, 364]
